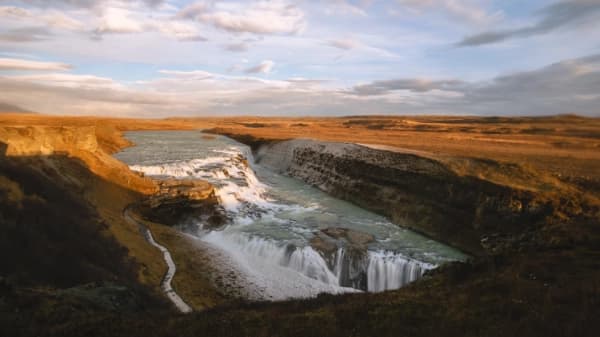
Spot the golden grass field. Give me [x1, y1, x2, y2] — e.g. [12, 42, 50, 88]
[3, 113, 598, 174]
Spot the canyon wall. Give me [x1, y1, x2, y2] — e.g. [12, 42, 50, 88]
[253, 139, 560, 255]
[0, 125, 156, 194]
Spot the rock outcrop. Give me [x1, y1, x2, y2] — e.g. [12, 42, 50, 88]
[0, 125, 156, 194]
[0, 126, 98, 156]
[252, 139, 564, 255]
[137, 179, 227, 229]
[310, 227, 375, 289]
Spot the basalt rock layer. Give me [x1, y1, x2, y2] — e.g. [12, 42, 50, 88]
[246, 139, 586, 256]
[310, 227, 375, 290]
[135, 179, 227, 229]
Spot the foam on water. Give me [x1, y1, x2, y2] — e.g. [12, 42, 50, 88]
[131, 147, 276, 214]
[201, 230, 358, 299]
[117, 131, 466, 299]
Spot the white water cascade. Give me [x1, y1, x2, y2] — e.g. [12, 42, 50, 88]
[117, 131, 465, 300]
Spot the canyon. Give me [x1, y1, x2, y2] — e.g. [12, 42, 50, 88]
[0, 113, 599, 336]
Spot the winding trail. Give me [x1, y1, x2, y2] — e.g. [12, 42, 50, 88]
[124, 206, 193, 314]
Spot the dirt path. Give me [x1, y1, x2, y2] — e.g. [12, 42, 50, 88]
[123, 207, 193, 314]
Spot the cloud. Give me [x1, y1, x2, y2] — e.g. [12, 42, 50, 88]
[0, 72, 173, 116]
[350, 78, 465, 95]
[89, 5, 206, 41]
[457, 0, 600, 46]
[0, 58, 72, 71]
[0, 6, 29, 18]
[348, 53, 600, 116]
[395, 0, 500, 24]
[158, 70, 214, 80]
[94, 7, 145, 34]
[1, 52, 599, 117]
[327, 38, 360, 50]
[7, 73, 117, 88]
[176, 1, 210, 20]
[285, 77, 330, 88]
[223, 42, 249, 52]
[245, 60, 275, 74]
[323, 0, 369, 16]
[459, 54, 600, 108]
[154, 20, 207, 41]
[0, 27, 53, 42]
[15, 0, 165, 9]
[0, 6, 85, 31]
[180, 1, 306, 35]
[2, 3, 203, 42]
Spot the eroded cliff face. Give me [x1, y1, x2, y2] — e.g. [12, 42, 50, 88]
[0, 126, 98, 155]
[0, 126, 155, 194]
[253, 139, 575, 255]
[135, 179, 226, 229]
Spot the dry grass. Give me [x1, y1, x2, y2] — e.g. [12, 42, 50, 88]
[2, 113, 598, 179]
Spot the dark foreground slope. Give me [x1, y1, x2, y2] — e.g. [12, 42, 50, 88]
[0, 144, 172, 336]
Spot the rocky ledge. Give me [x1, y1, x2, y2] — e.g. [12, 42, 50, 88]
[136, 178, 227, 229]
[310, 227, 375, 290]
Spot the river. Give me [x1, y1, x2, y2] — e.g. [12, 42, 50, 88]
[114, 130, 467, 300]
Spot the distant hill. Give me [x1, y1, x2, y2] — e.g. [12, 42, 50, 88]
[0, 102, 34, 113]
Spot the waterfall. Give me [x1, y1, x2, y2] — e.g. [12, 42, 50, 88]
[128, 141, 438, 297]
[201, 230, 356, 299]
[366, 251, 430, 292]
[203, 230, 431, 294]
[130, 147, 277, 215]
[203, 232, 339, 285]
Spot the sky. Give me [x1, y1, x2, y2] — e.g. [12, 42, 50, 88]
[0, 0, 599, 117]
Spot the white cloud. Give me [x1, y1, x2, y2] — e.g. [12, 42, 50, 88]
[0, 58, 72, 71]
[395, 0, 501, 25]
[0, 4, 204, 42]
[245, 60, 275, 74]
[154, 20, 206, 41]
[7, 73, 117, 88]
[12, 0, 165, 9]
[176, 1, 210, 20]
[89, 5, 206, 41]
[0, 6, 29, 18]
[0, 27, 53, 42]
[94, 7, 145, 34]
[324, 37, 397, 58]
[183, 1, 306, 35]
[158, 69, 214, 79]
[0, 5, 85, 31]
[323, 0, 369, 16]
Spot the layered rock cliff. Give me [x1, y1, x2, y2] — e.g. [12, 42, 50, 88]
[0, 125, 156, 194]
[135, 179, 226, 229]
[251, 139, 575, 255]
